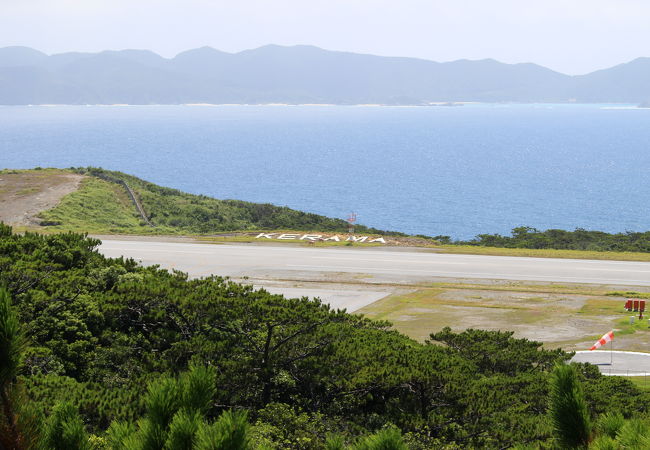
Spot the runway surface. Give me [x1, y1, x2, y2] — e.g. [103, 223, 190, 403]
[572, 351, 650, 376]
[99, 239, 650, 286]
[98, 239, 650, 311]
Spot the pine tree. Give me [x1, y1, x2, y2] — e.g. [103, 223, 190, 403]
[549, 364, 591, 448]
[0, 286, 30, 449]
[40, 402, 90, 450]
[352, 427, 408, 450]
[107, 365, 251, 449]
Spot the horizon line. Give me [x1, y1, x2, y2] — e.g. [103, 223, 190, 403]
[1, 43, 647, 77]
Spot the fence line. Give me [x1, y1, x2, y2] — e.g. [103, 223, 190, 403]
[122, 180, 154, 227]
[600, 368, 650, 377]
[91, 172, 154, 227]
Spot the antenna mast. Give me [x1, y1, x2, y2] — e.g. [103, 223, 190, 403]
[347, 212, 357, 234]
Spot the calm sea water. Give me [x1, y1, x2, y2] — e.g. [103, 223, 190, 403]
[1, 104, 649, 239]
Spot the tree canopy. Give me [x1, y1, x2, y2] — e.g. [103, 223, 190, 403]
[2, 223, 649, 448]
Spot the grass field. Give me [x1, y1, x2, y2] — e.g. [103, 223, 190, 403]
[357, 282, 650, 352]
[438, 245, 650, 262]
[37, 176, 162, 234]
[625, 376, 650, 391]
[2, 168, 424, 247]
[23, 167, 396, 238]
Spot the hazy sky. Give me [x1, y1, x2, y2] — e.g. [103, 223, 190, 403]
[1, 0, 649, 75]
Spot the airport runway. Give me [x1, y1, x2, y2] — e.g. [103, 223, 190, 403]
[572, 351, 650, 376]
[99, 239, 650, 287]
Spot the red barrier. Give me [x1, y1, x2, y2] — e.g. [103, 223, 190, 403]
[634, 300, 640, 311]
[641, 300, 646, 312]
[625, 300, 633, 310]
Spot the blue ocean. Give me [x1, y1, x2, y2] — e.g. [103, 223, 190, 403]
[1, 104, 649, 239]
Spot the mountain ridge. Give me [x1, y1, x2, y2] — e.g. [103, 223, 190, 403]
[1, 45, 649, 105]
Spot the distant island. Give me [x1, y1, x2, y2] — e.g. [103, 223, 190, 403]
[1, 45, 650, 105]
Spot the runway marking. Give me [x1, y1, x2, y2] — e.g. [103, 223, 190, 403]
[572, 267, 650, 273]
[98, 241, 650, 286]
[287, 264, 456, 274]
[100, 241, 650, 263]
[311, 257, 650, 272]
[311, 256, 467, 264]
[101, 247, 650, 272]
[285, 264, 650, 284]
[101, 242, 650, 262]
[102, 248, 219, 255]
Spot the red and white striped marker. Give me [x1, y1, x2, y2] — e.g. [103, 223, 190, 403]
[589, 330, 614, 350]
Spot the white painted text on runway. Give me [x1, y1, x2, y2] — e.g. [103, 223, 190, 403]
[255, 233, 386, 244]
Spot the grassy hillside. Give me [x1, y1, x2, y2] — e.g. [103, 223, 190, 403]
[38, 175, 144, 233]
[38, 167, 397, 236]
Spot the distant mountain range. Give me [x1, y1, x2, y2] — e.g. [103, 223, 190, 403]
[1, 45, 649, 105]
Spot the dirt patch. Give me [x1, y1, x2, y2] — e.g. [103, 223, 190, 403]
[437, 289, 589, 310]
[0, 170, 84, 226]
[358, 286, 637, 349]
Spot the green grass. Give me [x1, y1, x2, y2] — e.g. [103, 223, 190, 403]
[427, 281, 613, 296]
[357, 287, 569, 341]
[15, 187, 39, 196]
[438, 245, 650, 262]
[41, 167, 397, 236]
[606, 291, 650, 299]
[623, 376, 650, 392]
[577, 298, 625, 316]
[611, 315, 650, 336]
[24, 167, 395, 236]
[1, 168, 56, 175]
[38, 177, 154, 234]
[358, 284, 635, 345]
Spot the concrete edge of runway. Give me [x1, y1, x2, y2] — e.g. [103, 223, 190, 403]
[572, 350, 650, 376]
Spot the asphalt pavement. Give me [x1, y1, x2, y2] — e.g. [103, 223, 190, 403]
[98, 239, 650, 286]
[572, 351, 650, 376]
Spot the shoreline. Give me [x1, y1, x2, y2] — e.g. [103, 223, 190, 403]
[0, 102, 640, 108]
[3, 102, 482, 108]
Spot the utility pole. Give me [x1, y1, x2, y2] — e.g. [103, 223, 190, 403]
[347, 212, 357, 234]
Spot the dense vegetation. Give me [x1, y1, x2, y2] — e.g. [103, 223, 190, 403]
[2, 224, 650, 448]
[548, 364, 650, 449]
[40, 167, 397, 236]
[450, 226, 650, 253]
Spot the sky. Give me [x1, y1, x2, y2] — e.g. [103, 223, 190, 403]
[1, 0, 649, 75]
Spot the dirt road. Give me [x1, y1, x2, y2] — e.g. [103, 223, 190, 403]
[0, 170, 83, 226]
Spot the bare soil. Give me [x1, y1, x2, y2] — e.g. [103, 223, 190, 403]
[0, 171, 84, 226]
[357, 285, 642, 350]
